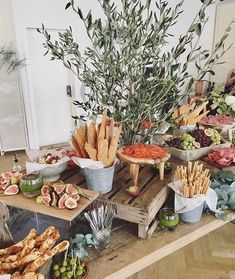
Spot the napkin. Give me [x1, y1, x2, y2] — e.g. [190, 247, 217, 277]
[168, 180, 220, 214]
[71, 157, 104, 169]
[0, 275, 10, 279]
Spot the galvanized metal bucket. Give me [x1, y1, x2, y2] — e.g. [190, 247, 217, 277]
[179, 202, 204, 223]
[83, 165, 115, 194]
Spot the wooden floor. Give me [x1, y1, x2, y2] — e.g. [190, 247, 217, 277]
[1, 151, 235, 279]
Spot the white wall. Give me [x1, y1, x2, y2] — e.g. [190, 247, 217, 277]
[0, 0, 28, 153]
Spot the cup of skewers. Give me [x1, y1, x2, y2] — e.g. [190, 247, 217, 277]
[170, 161, 211, 223]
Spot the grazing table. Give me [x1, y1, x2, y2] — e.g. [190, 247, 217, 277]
[0, 163, 234, 279]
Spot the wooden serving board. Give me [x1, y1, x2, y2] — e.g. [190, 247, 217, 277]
[0, 188, 98, 221]
[117, 147, 171, 165]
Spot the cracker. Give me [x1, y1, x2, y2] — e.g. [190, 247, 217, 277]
[97, 139, 109, 166]
[98, 110, 107, 141]
[85, 143, 97, 161]
[87, 121, 97, 147]
[74, 126, 89, 158]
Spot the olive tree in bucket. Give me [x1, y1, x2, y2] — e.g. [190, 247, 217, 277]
[38, 0, 232, 145]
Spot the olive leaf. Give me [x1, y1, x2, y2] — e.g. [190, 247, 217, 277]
[39, 0, 233, 144]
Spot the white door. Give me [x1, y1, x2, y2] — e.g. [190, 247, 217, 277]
[27, 28, 74, 147]
[212, 2, 235, 83]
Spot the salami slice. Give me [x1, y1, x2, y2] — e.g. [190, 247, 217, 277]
[122, 144, 168, 159]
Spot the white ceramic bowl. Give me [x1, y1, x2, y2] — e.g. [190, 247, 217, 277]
[26, 160, 67, 181]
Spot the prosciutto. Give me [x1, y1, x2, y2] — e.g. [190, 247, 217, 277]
[200, 115, 234, 127]
[205, 148, 235, 167]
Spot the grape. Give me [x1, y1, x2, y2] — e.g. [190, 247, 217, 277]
[191, 129, 211, 147]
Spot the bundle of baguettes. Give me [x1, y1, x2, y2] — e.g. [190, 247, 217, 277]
[174, 161, 211, 198]
[0, 226, 69, 278]
[71, 110, 122, 167]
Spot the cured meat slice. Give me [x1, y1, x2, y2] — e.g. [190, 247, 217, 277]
[205, 147, 235, 167]
[122, 144, 167, 159]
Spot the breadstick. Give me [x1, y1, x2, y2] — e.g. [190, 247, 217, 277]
[188, 161, 192, 173]
[23, 241, 69, 273]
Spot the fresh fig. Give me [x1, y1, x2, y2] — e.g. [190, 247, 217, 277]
[126, 186, 140, 197]
[41, 185, 51, 196]
[41, 194, 51, 206]
[71, 194, 80, 202]
[0, 177, 10, 190]
[53, 184, 65, 195]
[65, 184, 78, 195]
[4, 184, 19, 195]
[193, 141, 201, 149]
[204, 129, 213, 137]
[51, 192, 58, 207]
[64, 197, 77, 209]
[36, 195, 43, 204]
[58, 193, 68, 209]
[1, 172, 13, 179]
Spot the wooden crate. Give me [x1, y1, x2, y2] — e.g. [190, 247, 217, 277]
[62, 165, 173, 239]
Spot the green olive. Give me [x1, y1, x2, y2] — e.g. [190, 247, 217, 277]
[53, 264, 59, 271]
[54, 270, 60, 278]
[69, 258, 76, 265]
[60, 266, 66, 273]
[76, 269, 83, 276]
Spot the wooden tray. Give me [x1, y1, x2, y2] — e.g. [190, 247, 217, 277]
[0, 187, 99, 222]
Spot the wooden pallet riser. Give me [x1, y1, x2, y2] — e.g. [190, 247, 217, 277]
[98, 198, 149, 225]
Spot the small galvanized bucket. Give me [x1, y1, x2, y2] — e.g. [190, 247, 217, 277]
[83, 165, 115, 194]
[179, 202, 204, 223]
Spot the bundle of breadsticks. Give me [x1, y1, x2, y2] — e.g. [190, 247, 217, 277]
[0, 226, 69, 278]
[71, 110, 122, 168]
[174, 161, 211, 198]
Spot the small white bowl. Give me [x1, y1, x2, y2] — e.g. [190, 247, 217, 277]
[26, 149, 69, 181]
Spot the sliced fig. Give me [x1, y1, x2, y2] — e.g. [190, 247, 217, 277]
[65, 184, 78, 195]
[51, 192, 59, 207]
[64, 197, 77, 209]
[1, 172, 13, 179]
[41, 194, 51, 207]
[0, 177, 10, 190]
[53, 184, 65, 195]
[204, 129, 213, 137]
[41, 185, 52, 196]
[71, 194, 80, 202]
[4, 184, 19, 195]
[193, 141, 201, 149]
[58, 193, 68, 209]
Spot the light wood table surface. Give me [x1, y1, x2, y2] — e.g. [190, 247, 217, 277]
[88, 213, 235, 279]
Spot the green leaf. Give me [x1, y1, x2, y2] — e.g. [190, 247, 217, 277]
[65, 2, 71, 9]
